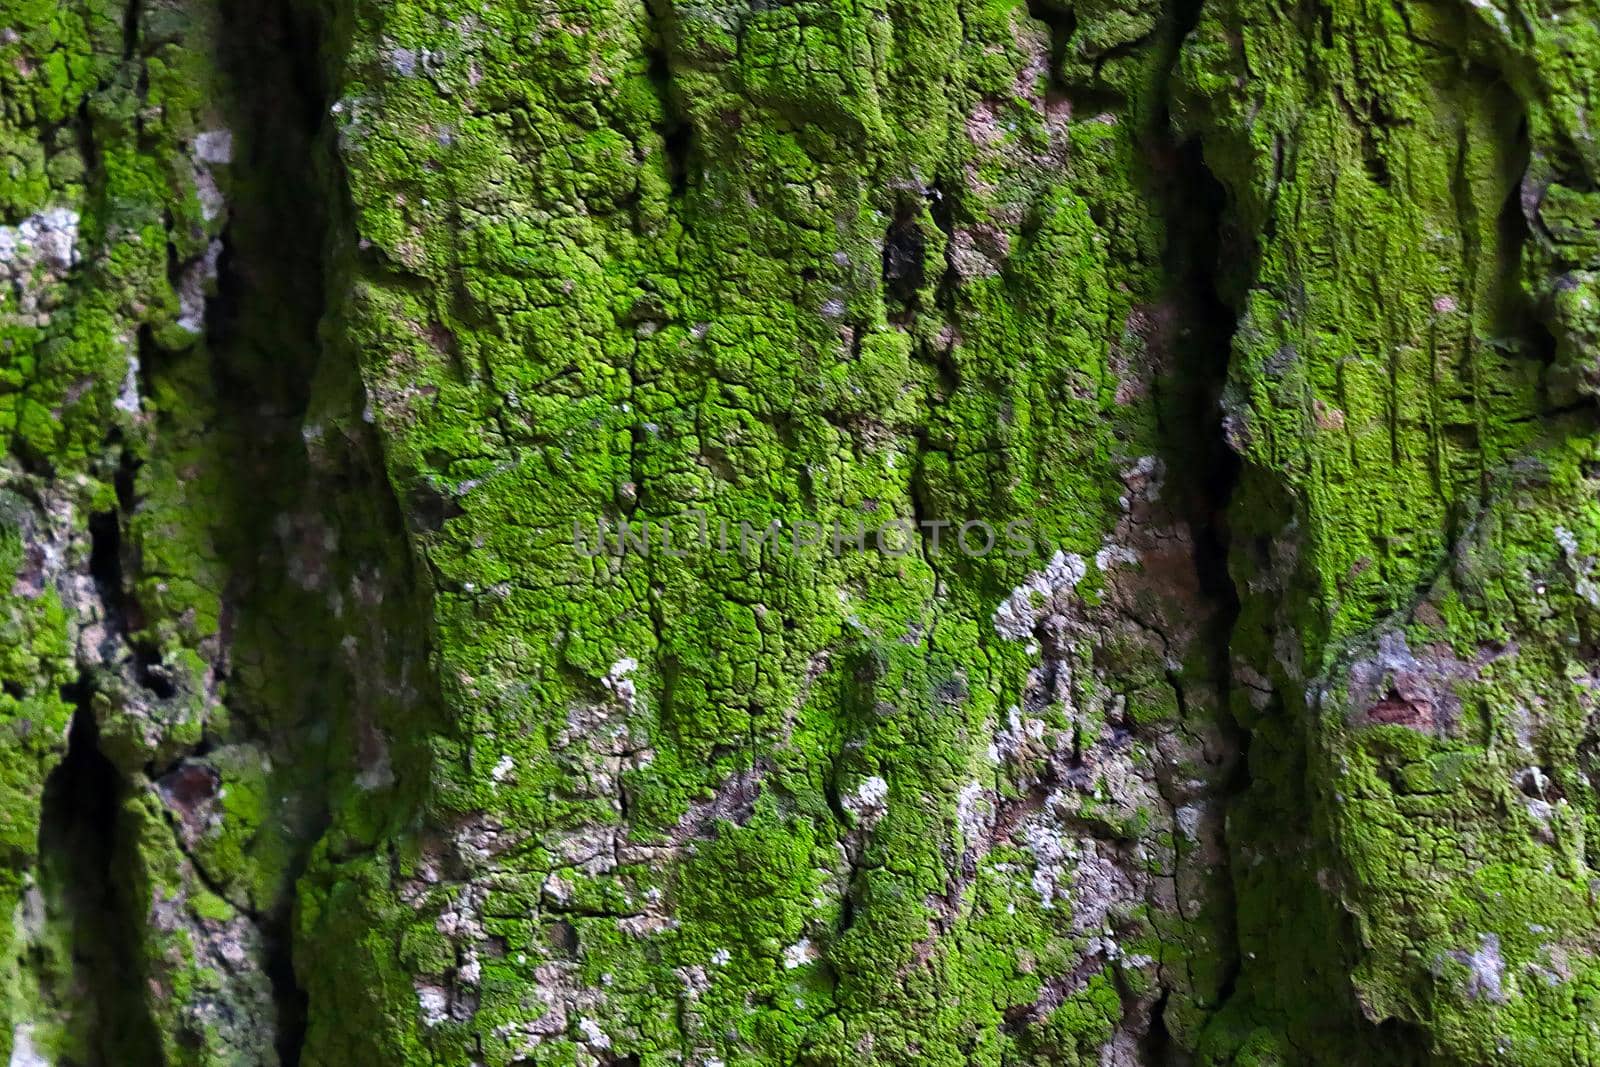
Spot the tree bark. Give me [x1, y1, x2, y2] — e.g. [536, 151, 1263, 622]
[0, 0, 1596, 1062]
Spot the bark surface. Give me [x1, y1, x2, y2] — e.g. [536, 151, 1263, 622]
[0, 0, 1596, 1063]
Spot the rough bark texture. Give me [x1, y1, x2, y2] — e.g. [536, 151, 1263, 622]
[0, 0, 1596, 1062]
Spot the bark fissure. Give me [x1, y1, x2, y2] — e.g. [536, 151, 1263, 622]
[39, 695, 167, 1066]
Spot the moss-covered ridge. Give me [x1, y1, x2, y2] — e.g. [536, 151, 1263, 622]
[296, 0, 1250, 1061]
[1178, 0, 1600, 1061]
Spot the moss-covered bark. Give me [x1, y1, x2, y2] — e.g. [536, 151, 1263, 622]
[0, 0, 1596, 1062]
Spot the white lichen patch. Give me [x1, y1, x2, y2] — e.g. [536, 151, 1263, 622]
[8, 1024, 47, 1067]
[577, 1017, 611, 1050]
[782, 937, 819, 969]
[990, 704, 1048, 765]
[956, 780, 993, 845]
[1440, 934, 1510, 1004]
[0, 207, 81, 321]
[1098, 1028, 1142, 1067]
[193, 129, 233, 165]
[188, 129, 233, 221]
[1020, 819, 1073, 908]
[354, 727, 395, 791]
[113, 335, 142, 415]
[602, 657, 640, 711]
[545, 824, 619, 877]
[675, 964, 711, 998]
[1555, 525, 1600, 608]
[276, 512, 339, 591]
[415, 981, 450, 1027]
[1174, 803, 1204, 842]
[175, 239, 224, 337]
[948, 225, 1010, 280]
[1335, 629, 1499, 734]
[617, 911, 676, 938]
[993, 551, 1088, 640]
[1115, 456, 1165, 514]
[1094, 540, 1139, 573]
[492, 960, 608, 1055]
[841, 775, 889, 826]
[385, 46, 422, 76]
[1441, 933, 1509, 1003]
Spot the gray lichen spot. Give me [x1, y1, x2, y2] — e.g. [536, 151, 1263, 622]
[993, 551, 1088, 640]
[0, 208, 81, 321]
[175, 240, 224, 338]
[7, 1025, 48, 1067]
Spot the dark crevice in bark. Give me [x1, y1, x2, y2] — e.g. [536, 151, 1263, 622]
[1161, 136, 1242, 632]
[86, 497, 172, 701]
[199, 0, 347, 1058]
[1163, 165, 1251, 1060]
[1140, 988, 1174, 1062]
[642, 2, 692, 198]
[131, 325, 162, 429]
[85, 510, 121, 600]
[1023, 0, 1077, 96]
[40, 694, 166, 1066]
[909, 182, 962, 403]
[190, 0, 454, 1059]
[1493, 114, 1564, 400]
[28, 8, 171, 1057]
[882, 208, 928, 310]
[1150, 0, 1250, 1042]
[120, 0, 142, 60]
[1163, 0, 1242, 592]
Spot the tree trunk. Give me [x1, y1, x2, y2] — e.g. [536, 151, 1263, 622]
[0, 0, 1596, 1062]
